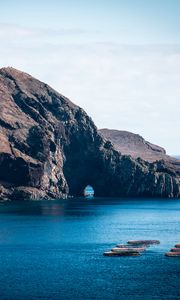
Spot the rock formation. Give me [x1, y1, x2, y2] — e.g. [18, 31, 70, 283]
[100, 128, 180, 186]
[0, 67, 179, 200]
[99, 129, 177, 163]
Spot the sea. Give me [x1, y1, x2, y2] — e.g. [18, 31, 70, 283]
[0, 197, 179, 300]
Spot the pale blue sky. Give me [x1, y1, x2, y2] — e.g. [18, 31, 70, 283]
[0, 0, 180, 153]
[1, 0, 180, 44]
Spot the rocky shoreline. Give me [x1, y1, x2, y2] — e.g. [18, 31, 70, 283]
[0, 67, 180, 200]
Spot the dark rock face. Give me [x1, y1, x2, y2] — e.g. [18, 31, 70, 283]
[99, 129, 180, 184]
[0, 67, 179, 200]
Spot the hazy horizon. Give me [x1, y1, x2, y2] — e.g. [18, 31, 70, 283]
[0, 0, 180, 154]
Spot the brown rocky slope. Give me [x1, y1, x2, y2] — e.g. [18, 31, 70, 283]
[0, 67, 179, 200]
[99, 129, 180, 164]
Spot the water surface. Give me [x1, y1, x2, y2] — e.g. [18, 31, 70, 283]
[0, 198, 179, 299]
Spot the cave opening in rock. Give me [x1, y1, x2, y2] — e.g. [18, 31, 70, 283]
[83, 185, 94, 198]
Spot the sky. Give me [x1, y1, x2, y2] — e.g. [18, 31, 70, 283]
[0, 0, 180, 154]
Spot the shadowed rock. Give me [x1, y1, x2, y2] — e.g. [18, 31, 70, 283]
[0, 67, 180, 200]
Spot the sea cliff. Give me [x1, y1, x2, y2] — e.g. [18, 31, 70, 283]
[0, 67, 179, 200]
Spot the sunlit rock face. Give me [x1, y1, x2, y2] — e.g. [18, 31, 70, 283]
[99, 129, 180, 166]
[0, 67, 179, 200]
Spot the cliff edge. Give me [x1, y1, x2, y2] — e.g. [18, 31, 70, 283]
[0, 67, 179, 200]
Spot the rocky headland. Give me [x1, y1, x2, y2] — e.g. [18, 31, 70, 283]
[99, 129, 179, 164]
[0, 67, 180, 200]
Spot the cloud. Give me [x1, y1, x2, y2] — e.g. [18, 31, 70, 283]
[0, 23, 180, 154]
[0, 22, 94, 36]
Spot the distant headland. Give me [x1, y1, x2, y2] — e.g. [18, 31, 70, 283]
[0, 67, 179, 200]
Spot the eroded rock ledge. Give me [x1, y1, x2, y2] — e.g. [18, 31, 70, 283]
[0, 67, 179, 200]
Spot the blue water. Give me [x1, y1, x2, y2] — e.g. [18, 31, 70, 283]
[0, 198, 179, 300]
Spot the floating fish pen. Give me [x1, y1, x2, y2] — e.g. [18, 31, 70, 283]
[83, 185, 94, 198]
[104, 240, 160, 257]
[165, 243, 180, 257]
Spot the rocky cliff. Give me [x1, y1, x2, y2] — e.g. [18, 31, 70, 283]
[0, 67, 179, 200]
[99, 129, 178, 163]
